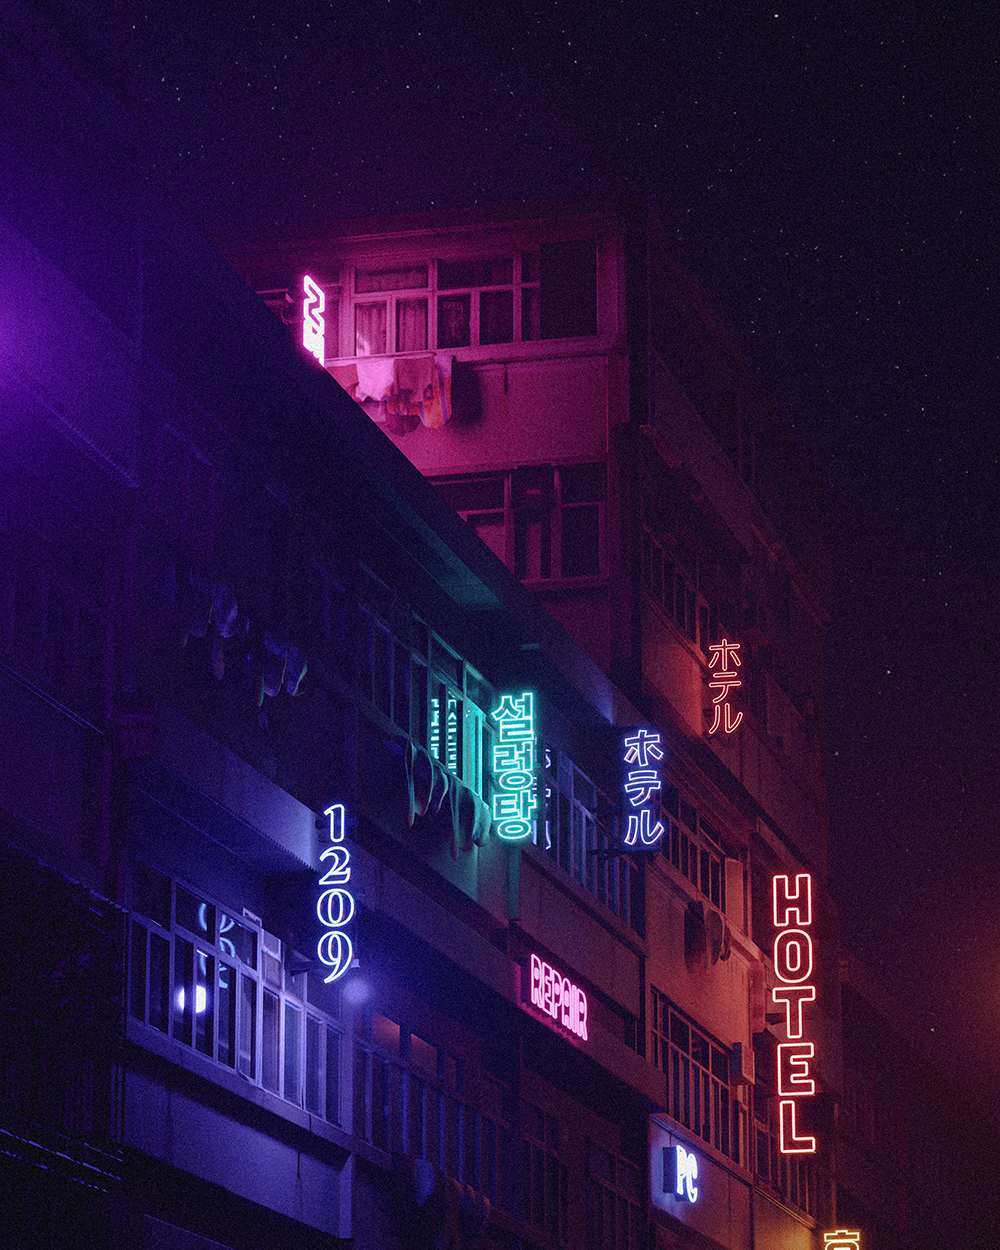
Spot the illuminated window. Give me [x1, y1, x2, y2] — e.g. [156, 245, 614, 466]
[347, 254, 541, 355]
[129, 863, 343, 1124]
[586, 1142, 641, 1250]
[649, 991, 746, 1166]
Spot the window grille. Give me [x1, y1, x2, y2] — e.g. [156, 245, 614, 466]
[352, 1007, 510, 1210]
[586, 1142, 642, 1250]
[650, 990, 745, 1166]
[128, 863, 342, 1124]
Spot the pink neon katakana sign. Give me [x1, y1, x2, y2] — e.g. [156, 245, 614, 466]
[706, 637, 743, 735]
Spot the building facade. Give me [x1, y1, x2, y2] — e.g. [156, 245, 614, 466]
[3, 6, 993, 1250]
[219, 198, 838, 1249]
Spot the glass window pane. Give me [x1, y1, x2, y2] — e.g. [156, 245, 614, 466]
[218, 964, 236, 1068]
[561, 504, 601, 577]
[372, 1013, 401, 1055]
[149, 932, 170, 1033]
[355, 302, 387, 355]
[284, 1003, 301, 1104]
[437, 294, 470, 348]
[240, 974, 256, 1078]
[306, 1016, 322, 1114]
[521, 288, 540, 340]
[326, 1028, 341, 1124]
[356, 264, 427, 292]
[176, 885, 214, 942]
[195, 951, 214, 1056]
[220, 912, 256, 969]
[480, 290, 513, 344]
[410, 1032, 437, 1076]
[397, 298, 428, 351]
[173, 937, 194, 1045]
[438, 256, 512, 288]
[130, 923, 147, 1021]
[262, 991, 279, 1091]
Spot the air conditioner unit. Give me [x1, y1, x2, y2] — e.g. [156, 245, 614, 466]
[729, 1041, 755, 1086]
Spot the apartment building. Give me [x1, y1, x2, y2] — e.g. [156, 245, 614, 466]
[218, 199, 837, 1249]
[5, 5, 993, 1249]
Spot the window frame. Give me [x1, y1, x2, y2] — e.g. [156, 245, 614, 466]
[128, 865, 344, 1123]
[347, 253, 541, 356]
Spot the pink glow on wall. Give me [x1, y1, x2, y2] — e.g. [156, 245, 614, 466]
[303, 275, 325, 364]
[772, 872, 818, 1154]
[706, 638, 743, 735]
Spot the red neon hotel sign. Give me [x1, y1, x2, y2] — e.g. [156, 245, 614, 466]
[772, 872, 817, 1153]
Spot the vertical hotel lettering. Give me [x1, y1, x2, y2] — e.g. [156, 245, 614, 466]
[772, 873, 817, 1153]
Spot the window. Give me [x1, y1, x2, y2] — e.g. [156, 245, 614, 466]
[129, 863, 342, 1123]
[350, 254, 539, 354]
[521, 1100, 567, 1242]
[156, 424, 233, 566]
[658, 787, 727, 913]
[353, 1007, 510, 1208]
[307, 562, 493, 804]
[539, 746, 642, 934]
[752, 1080, 817, 1215]
[434, 463, 606, 583]
[650, 991, 746, 1166]
[586, 1142, 641, 1250]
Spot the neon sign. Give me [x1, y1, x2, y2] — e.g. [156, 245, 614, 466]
[303, 274, 325, 364]
[772, 873, 817, 1153]
[528, 953, 588, 1041]
[492, 692, 536, 841]
[622, 727, 665, 847]
[824, 1234, 860, 1250]
[429, 695, 459, 772]
[317, 803, 355, 983]
[706, 638, 743, 734]
[663, 1144, 699, 1202]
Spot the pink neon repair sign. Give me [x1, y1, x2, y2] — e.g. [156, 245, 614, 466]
[525, 953, 588, 1042]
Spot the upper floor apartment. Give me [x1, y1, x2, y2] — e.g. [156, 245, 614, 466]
[220, 197, 832, 874]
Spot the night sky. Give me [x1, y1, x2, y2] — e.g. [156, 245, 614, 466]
[102, 1, 998, 1110]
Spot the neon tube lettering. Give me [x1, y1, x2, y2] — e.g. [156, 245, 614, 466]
[317, 803, 355, 982]
[772, 871, 818, 1154]
[771, 985, 816, 1038]
[824, 1233, 860, 1250]
[664, 1145, 699, 1202]
[706, 638, 743, 735]
[492, 692, 537, 841]
[622, 728, 665, 847]
[303, 275, 325, 364]
[528, 953, 588, 1041]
